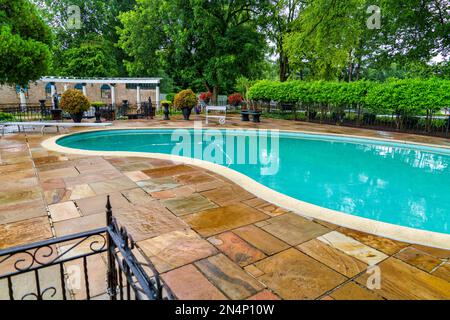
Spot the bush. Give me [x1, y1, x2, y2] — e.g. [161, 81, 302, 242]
[0, 112, 15, 122]
[91, 101, 105, 108]
[228, 93, 243, 106]
[173, 89, 198, 110]
[199, 92, 212, 103]
[248, 79, 450, 122]
[160, 100, 172, 107]
[60, 89, 91, 114]
[165, 93, 176, 103]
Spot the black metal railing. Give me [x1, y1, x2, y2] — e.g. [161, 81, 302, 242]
[252, 101, 450, 138]
[0, 196, 172, 300]
[0, 103, 117, 122]
[0, 104, 53, 122]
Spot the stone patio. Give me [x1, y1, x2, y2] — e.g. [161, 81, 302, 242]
[0, 115, 449, 300]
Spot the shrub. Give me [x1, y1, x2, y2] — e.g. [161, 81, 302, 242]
[160, 100, 172, 107]
[199, 92, 212, 103]
[0, 112, 15, 122]
[248, 79, 450, 123]
[91, 101, 105, 108]
[228, 93, 243, 106]
[173, 89, 198, 110]
[165, 93, 176, 103]
[60, 89, 91, 114]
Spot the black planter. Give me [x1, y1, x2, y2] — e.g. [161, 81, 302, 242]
[182, 107, 192, 120]
[71, 112, 83, 123]
[94, 106, 102, 123]
[51, 109, 63, 121]
[250, 111, 261, 123]
[163, 104, 170, 120]
[241, 111, 250, 121]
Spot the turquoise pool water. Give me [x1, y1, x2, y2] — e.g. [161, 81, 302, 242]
[57, 129, 450, 234]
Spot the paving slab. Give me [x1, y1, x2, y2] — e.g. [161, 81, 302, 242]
[138, 230, 217, 273]
[208, 232, 266, 267]
[161, 264, 227, 300]
[163, 194, 217, 216]
[254, 248, 346, 300]
[355, 258, 450, 300]
[233, 225, 290, 255]
[183, 204, 269, 237]
[195, 254, 265, 300]
[318, 231, 388, 265]
[259, 213, 330, 246]
[298, 239, 368, 277]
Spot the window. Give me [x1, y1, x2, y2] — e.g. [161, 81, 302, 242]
[101, 84, 111, 99]
[45, 83, 52, 98]
[74, 83, 83, 91]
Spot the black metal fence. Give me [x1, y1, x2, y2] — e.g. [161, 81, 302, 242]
[0, 103, 117, 122]
[254, 101, 450, 138]
[0, 197, 172, 300]
[0, 104, 53, 122]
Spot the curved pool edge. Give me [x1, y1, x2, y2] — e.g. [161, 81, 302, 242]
[41, 127, 450, 250]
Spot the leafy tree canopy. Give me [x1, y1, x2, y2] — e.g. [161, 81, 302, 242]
[118, 0, 270, 96]
[0, 0, 52, 86]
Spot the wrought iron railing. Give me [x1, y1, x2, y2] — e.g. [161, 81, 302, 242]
[0, 196, 172, 300]
[256, 101, 450, 138]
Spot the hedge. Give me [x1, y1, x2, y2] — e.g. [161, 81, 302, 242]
[248, 79, 450, 117]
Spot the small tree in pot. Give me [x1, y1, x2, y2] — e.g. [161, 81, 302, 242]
[174, 89, 198, 120]
[60, 89, 90, 123]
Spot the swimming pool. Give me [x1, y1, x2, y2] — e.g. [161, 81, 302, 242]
[54, 128, 450, 237]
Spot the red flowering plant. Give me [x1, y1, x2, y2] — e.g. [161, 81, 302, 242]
[199, 92, 212, 104]
[228, 93, 243, 107]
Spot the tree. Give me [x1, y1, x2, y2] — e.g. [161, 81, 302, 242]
[118, 0, 269, 99]
[0, 0, 52, 86]
[57, 37, 119, 77]
[264, 0, 305, 81]
[36, 0, 135, 76]
[283, 0, 449, 82]
[284, 0, 365, 81]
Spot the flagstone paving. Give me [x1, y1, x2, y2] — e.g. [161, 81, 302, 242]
[0, 117, 449, 300]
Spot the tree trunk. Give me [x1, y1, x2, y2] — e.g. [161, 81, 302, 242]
[212, 86, 219, 105]
[279, 52, 289, 82]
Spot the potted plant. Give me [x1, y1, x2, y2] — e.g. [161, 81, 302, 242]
[91, 101, 105, 123]
[161, 100, 172, 120]
[248, 100, 262, 123]
[174, 89, 198, 120]
[60, 89, 91, 123]
[228, 93, 243, 108]
[240, 101, 250, 121]
[199, 92, 212, 105]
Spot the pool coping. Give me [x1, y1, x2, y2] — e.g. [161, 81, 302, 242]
[41, 126, 450, 250]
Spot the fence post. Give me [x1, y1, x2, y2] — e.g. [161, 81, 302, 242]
[39, 100, 47, 120]
[446, 116, 449, 137]
[105, 196, 118, 300]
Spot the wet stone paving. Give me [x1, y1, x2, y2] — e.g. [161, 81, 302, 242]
[0, 116, 449, 300]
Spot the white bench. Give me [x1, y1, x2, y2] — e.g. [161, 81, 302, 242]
[1, 122, 112, 136]
[205, 106, 227, 125]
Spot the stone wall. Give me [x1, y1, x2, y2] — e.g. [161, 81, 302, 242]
[0, 81, 156, 106]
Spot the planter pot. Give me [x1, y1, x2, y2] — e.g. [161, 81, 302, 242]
[182, 107, 192, 120]
[71, 112, 83, 123]
[94, 106, 102, 123]
[250, 111, 261, 123]
[163, 105, 170, 120]
[51, 109, 63, 121]
[241, 111, 250, 121]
